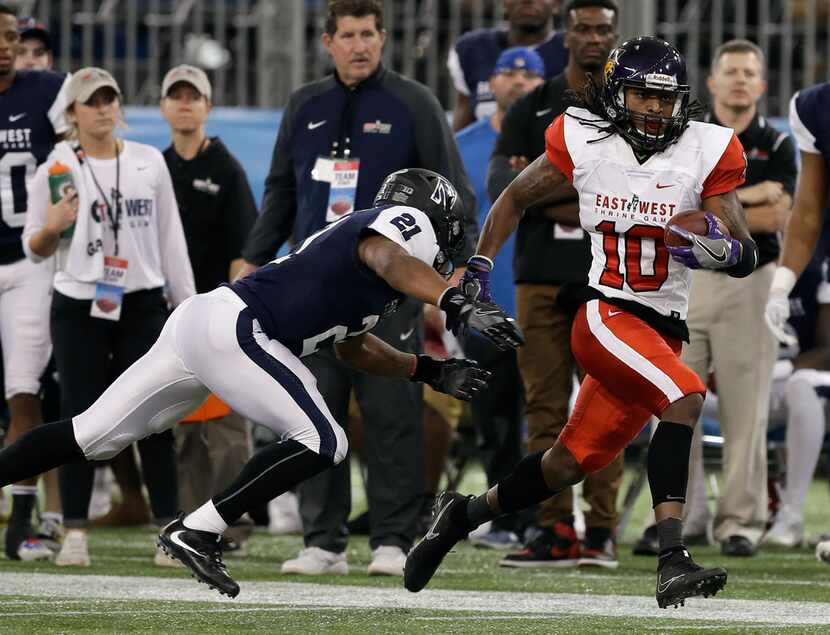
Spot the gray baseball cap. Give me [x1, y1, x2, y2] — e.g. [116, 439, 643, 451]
[162, 65, 212, 100]
[66, 67, 121, 105]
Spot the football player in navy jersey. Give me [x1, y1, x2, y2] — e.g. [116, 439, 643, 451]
[766, 84, 830, 343]
[0, 3, 69, 561]
[0, 168, 522, 597]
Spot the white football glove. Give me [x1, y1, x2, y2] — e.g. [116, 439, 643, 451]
[765, 291, 797, 346]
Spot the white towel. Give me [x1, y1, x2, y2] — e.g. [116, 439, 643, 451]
[49, 141, 105, 282]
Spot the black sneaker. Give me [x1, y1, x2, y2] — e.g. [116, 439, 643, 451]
[720, 535, 756, 557]
[158, 514, 240, 598]
[633, 524, 660, 556]
[404, 491, 470, 592]
[656, 548, 727, 609]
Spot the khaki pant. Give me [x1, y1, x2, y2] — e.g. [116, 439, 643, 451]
[174, 411, 254, 542]
[516, 284, 624, 530]
[682, 263, 777, 544]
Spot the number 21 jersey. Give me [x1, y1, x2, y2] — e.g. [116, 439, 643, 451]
[545, 107, 746, 322]
[0, 70, 69, 264]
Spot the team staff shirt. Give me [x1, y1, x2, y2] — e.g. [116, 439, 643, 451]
[545, 107, 746, 333]
[163, 138, 258, 293]
[0, 70, 69, 264]
[490, 72, 590, 285]
[242, 65, 478, 266]
[231, 205, 438, 358]
[23, 140, 195, 304]
[704, 112, 797, 267]
[448, 28, 567, 121]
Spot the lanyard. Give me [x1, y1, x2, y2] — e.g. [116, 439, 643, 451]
[80, 141, 122, 256]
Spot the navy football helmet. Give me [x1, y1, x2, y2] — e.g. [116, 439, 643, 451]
[374, 168, 464, 276]
[599, 37, 692, 152]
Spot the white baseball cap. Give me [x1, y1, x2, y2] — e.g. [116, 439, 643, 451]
[162, 65, 212, 100]
[66, 67, 121, 105]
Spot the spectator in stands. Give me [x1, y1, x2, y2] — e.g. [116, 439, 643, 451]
[636, 39, 797, 558]
[160, 64, 258, 555]
[237, 0, 477, 577]
[486, 0, 620, 569]
[15, 17, 53, 71]
[22, 67, 196, 567]
[448, 0, 567, 131]
[455, 46, 545, 549]
[0, 5, 69, 562]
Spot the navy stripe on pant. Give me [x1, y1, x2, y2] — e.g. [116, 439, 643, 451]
[234, 308, 338, 461]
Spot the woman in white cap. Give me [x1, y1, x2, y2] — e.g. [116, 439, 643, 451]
[22, 67, 196, 567]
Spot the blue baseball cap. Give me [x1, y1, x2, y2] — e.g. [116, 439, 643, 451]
[492, 47, 545, 78]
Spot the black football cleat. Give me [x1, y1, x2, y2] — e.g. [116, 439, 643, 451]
[656, 548, 727, 609]
[158, 514, 240, 598]
[404, 491, 470, 592]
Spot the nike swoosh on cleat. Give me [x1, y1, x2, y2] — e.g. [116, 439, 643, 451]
[424, 502, 452, 540]
[657, 573, 684, 593]
[169, 531, 207, 558]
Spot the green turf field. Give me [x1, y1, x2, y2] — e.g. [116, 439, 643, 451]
[1, 467, 829, 633]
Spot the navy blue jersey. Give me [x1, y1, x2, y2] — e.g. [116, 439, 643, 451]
[230, 205, 439, 357]
[448, 28, 567, 121]
[0, 70, 68, 264]
[791, 83, 830, 160]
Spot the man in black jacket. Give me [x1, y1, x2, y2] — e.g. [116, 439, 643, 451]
[486, 0, 621, 569]
[238, 0, 477, 577]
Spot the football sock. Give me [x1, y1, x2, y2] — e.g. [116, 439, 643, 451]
[648, 421, 692, 507]
[136, 430, 178, 526]
[9, 489, 37, 525]
[0, 420, 83, 488]
[784, 374, 825, 515]
[656, 517, 684, 556]
[466, 493, 497, 530]
[494, 451, 560, 515]
[211, 439, 333, 526]
[184, 500, 228, 535]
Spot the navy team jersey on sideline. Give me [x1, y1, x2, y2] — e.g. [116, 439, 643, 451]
[788, 257, 829, 353]
[230, 205, 439, 357]
[448, 28, 567, 121]
[0, 70, 68, 265]
[790, 82, 830, 164]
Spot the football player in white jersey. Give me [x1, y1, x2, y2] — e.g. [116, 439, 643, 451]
[406, 37, 758, 609]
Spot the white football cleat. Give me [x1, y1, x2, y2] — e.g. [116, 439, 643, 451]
[17, 538, 53, 562]
[280, 547, 348, 575]
[816, 539, 830, 564]
[367, 545, 406, 576]
[268, 492, 302, 536]
[763, 507, 805, 548]
[55, 529, 91, 567]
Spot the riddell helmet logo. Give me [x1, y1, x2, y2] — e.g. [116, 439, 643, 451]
[430, 180, 458, 209]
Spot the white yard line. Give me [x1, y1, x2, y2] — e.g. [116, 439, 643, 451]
[0, 572, 827, 626]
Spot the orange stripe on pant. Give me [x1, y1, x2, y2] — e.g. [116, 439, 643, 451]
[559, 299, 705, 473]
[180, 394, 232, 423]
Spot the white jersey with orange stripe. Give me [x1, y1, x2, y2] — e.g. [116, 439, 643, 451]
[545, 107, 746, 321]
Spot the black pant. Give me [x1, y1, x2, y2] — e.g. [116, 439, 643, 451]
[297, 298, 425, 552]
[50, 289, 178, 528]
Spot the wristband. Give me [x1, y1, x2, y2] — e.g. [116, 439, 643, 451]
[726, 237, 758, 278]
[769, 265, 797, 296]
[410, 355, 441, 384]
[467, 255, 494, 272]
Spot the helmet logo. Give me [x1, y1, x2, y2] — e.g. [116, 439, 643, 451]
[430, 179, 458, 210]
[644, 73, 678, 90]
[604, 58, 616, 82]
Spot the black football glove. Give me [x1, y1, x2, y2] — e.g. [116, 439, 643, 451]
[411, 355, 491, 401]
[439, 288, 524, 351]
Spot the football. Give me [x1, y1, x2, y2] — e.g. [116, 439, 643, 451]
[664, 210, 730, 247]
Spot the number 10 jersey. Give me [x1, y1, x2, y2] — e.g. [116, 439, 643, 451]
[545, 107, 746, 323]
